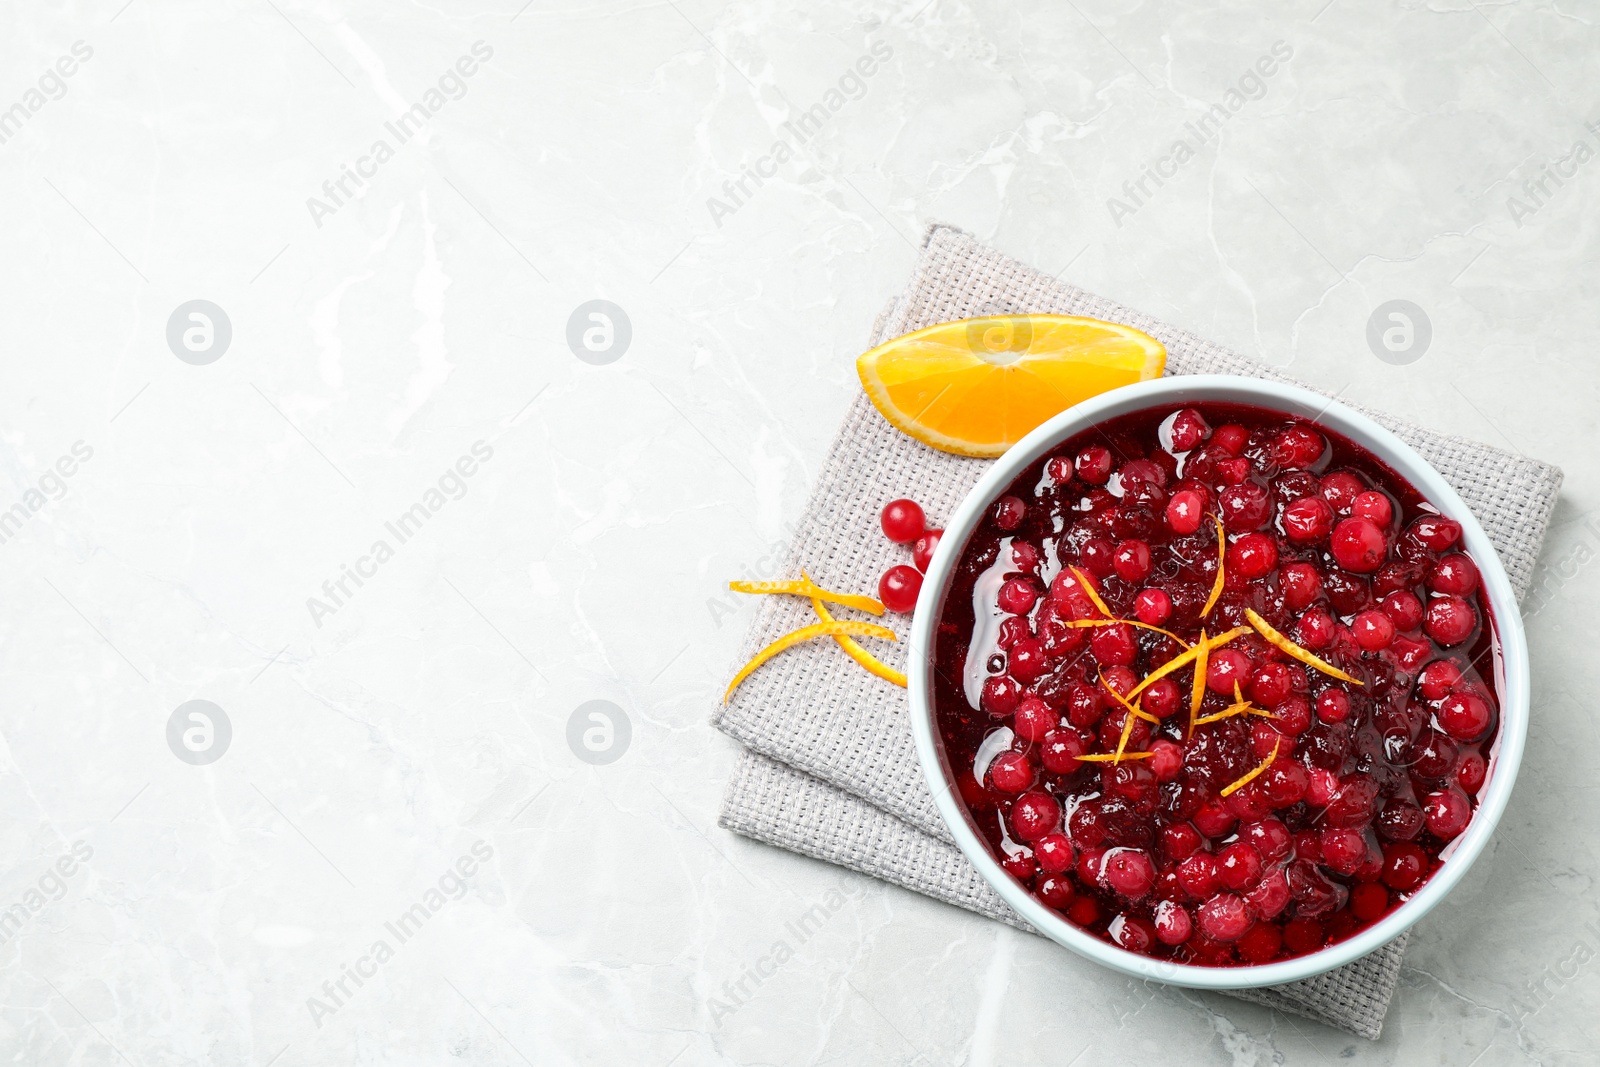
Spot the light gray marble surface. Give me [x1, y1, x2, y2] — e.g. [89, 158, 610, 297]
[1, 1, 1595, 1064]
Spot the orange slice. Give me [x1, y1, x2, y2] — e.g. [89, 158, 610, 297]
[856, 315, 1167, 457]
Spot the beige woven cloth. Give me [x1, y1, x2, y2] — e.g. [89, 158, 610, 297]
[714, 223, 1563, 1039]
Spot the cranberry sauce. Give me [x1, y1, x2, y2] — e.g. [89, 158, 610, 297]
[932, 402, 1501, 966]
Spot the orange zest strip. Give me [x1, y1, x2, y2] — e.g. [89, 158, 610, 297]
[810, 594, 907, 688]
[1188, 628, 1210, 740]
[1126, 625, 1250, 700]
[1114, 709, 1138, 763]
[1076, 752, 1154, 762]
[729, 578, 885, 616]
[724, 621, 897, 703]
[1066, 566, 1115, 620]
[1220, 739, 1281, 797]
[1193, 702, 1276, 727]
[1244, 608, 1363, 686]
[1063, 618, 1193, 648]
[1201, 515, 1226, 618]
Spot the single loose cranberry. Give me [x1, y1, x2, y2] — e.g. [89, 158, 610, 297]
[1075, 446, 1113, 485]
[1213, 423, 1249, 455]
[1262, 761, 1309, 806]
[1143, 678, 1182, 719]
[1153, 901, 1194, 945]
[911, 528, 943, 572]
[1166, 488, 1207, 534]
[997, 577, 1038, 615]
[1036, 874, 1075, 909]
[1438, 691, 1491, 741]
[1236, 922, 1283, 963]
[1149, 738, 1184, 781]
[1066, 896, 1100, 927]
[1001, 851, 1036, 880]
[1351, 610, 1396, 651]
[1422, 787, 1471, 839]
[1319, 471, 1366, 514]
[1411, 516, 1462, 551]
[1273, 426, 1328, 469]
[1168, 408, 1211, 452]
[1064, 685, 1102, 729]
[1229, 532, 1279, 579]
[1381, 842, 1427, 891]
[1457, 751, 1487, 794]
[992, 495, 1026, 531]
[1219, 483, 1270, 532]
[1305, 767, 1340, 807]
[1350, 491, 1393, 527]
[1409, 733, 1458, 778]
[1134, 587, 1173, 626]
[1103, 848, 1156, 898]
[1217, 457, 1252, 485]
[1034, 833, 1075, 873]
[989, 751, 1034, 793]
[1320, 828, 1366, 875]
[1272, 696, 1311, 735]
[1296, 609, 1337, 651]
[1217, 842, 1264, 891]
[1247, 663, 1293, 708]
[1417, 660, 1464, 702]
[1424, 597, 1477, 646]
[1242, 818, 1292, 864]
[1251, 720, 1290, 760]
[1113, 539, 1152, 582]
[880, 498, 925, 543]
[1281, 562, 1323, 611]
[1283, 918, 1325, 955]
[1196, 894, 1253, 942]
[1177, 852, 1221, 899]
[1430, 554, 1479, 596]
[1206, 648, 1252, 695]
[1380, 590, 1423, 631]
[1283, 496, 1335, 544]
[879, 565, 923, 612]
[1330, 517, 1387, 572]
[981, 675, 1022, 717]
[1039, 729, 1088, 773]
[1350, 882, 1389, 922]
[1010, 791, 1061, 841]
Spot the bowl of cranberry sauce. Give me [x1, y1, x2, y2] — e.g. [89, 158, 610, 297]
[907, 376, 1528, 988]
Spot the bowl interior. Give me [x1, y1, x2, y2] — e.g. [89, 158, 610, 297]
[906, 374, 1529, 989]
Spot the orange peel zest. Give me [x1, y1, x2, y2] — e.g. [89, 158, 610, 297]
[809, 594, 907, 688]
[1189, 628, 1210, 740]
[1244, 608, 1363, 686]
[724, 620, 896, 703]
[1063, 618, 1193, 648]
[1201, 515, 1226, 618]
[729, 577, 884, 616]
[1220, 739, 1281, 797]
[1066, 566, 1115, 620]
[1126, 625, 1250, 700]
[1076, 752, 1153, 762]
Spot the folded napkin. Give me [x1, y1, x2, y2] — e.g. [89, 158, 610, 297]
[713, 223, 1562, 1039]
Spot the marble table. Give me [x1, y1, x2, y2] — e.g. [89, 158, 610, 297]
[1, 1, 1595, 1063]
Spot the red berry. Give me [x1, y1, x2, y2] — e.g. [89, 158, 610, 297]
[1035, 833, 1075, 873]
[1350, 882, 1389, 921]
[1283, 918, 1325, 955]
[1213, 424, 1249, 455]
[1001, 851, 1036, 880]
[1320, 828, 1366, 875]
[1410, 516, 1462, 551]
[1066, 896, 1100, 927]
[1296, 609, 1336, 650]
[1166, 488, 1207, 534]
[1381, 842, 1427, 891]
[1142, 678, 1181, 719]
[1424, 597, 1477, 646]
[1242, 818, 1292, 864]
[1271, 696, 1311, 735]
[1196, 893, 1253, 942]
[1319, 471, 1366, 514]
[980, 675, 1021, 717]
[1075, 446, 1113, 485]
[1090, 624, 1138, 667]
[1380, 590, 1423, 631]
[1037, 873, 1075, 909]
[1417, 660, 1463, 702]
[880, 498, 925, 543]
[1110, 915, 1156, 953]
[996, 616, 1032, 650]
[1249, 663, 1294, 707]
[1430, 553, 1479, 596]
[1229, 532, 1279, 579]
[911, 529, 943, 571]
[997, 577, 1038, 615]
[1244, 868, 1291, 920]
[879, 565, 922, 613]
[1007, 639, 1048, 684]
[992, 495, 1026, 531]
[1177, 852, 1221, 899]
[1080, 538, 1116, 578]
[1350, 491, 1393, 527]
[1009, 791, 1060, 841]
[1153, 901, 1193, 945]
[1149, 738, 1184, 781]
[1283, 496, 1335, 544]
[1134, 587, 1173, 626]
[1113, 540, 1152, 582]
[1457, 751, 1487, 794]
[1011, 541, 1040, 572]
[1218, 842, 1264, 891]
[1305, 767, 1340, 807]
[1193, 800, 1236, 838]
[1273, 426, 1327, 469]
[1045, 456, 1075, 484]
[1351, 610, 1396, 651]
[1206, 648, 1251, 695]
[989, 751, 1034, 793]
[1438, 691, 1491, 741]
[1039, 728, 1088, 773]
[1103, 847, 1156, 898]
[1236, 921, 1283, 963]
[1219, 482, 1270, 532]
[1330, 517, 1387, 572]
[1168, 408, 1211, 452]
[1423, 787, 1471, 839]
[1013, 697, 1056, 743]
[1281, 562, 1323, 611]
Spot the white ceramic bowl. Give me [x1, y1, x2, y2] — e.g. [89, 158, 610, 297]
[908, 374, 1528, 989]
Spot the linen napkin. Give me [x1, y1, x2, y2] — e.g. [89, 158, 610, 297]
[713, 223, 1562, 1039]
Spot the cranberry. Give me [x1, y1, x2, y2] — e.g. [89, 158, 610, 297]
[1075, 446, 1113, 485]
[1229, 532, 1279, 579]
[1010, 791, 1061, 841]
[1245, 867, 1291, 920]
[1143, 679, 1182, 720]
[1319, 470, 1366, 514]
[1351, 610, 1396, 651]
[1409, 733, 1458, 778]
[1457, 751, 1487, 794]
[1064, 685, 1102, 729]
[1168, 408, 1211, 452]
[1281, 562, 1323, 611]
[1212, 423, 1248, 455]
[989, 751, 1034, 793]
[1090, 624, 1138, 667]
[1346, 493, 1391, 530]
[981, 675, 1022, 717]
[1438, 691, 1491, 741]
[1133, 588, 1173, 626]
[1417, 660, 1464, 702]
[1008, 640, 1049, 684]
[1410, 516, 1462, 551]
[1381, 842, 1427, 891]
[1283, 918, 1324, 955]
[1066, 896, 1100, 927]
[1148, 739, 1184, 781]
[1320, 828, 1366, 875]
[1102, 848, 1156, 898]
[1035, 833, 1075, 873]
[1376, 801, 1424, 841]
[1036, 873, 1076, 909]
[1039, 728, 1088, 773]
[1380, 590, 1423, 631]
[1422, 787, 1470, 839]
[1245, 663, 1289, 707]
[1165, 488, 1207, 535]
[1218, 483, 1270, 532]
[1010, 541, 1040, 573]
[1160, 825, 1203, 865]
[1283, 496, 1335, 544]
[1350, 882, 1389, 922]
[996, 616, 1032, 650]
[879, 565, 922, 613]
[993, 496, 1026, 531]
[1236, 922, 1282, 963]
[1330, 517, 1387, 572]
[1273, 426, 1327, 469]
[1110, 915, 1156, 952]
[1305, 767, 1340, 807]
[1424, 597, 1477, 646]
[910, 528, 943, 571]
[1192, 800, 1236, 838]
[1217, 457, 1252, 485]
[1296, 609, 1336, 651]
[1045, 456, 1075, 484]
[1177, 852, 1221, 899]
[880, 498, 925, 543]
[1272, 696, 1311, 735]
[1001, 851, 1036, 880]
[1240, 818, 1291, 864]
[1217, 842, 1264, 891]
[1113, 540, 1152, 582]
[1153, 901, 1193, 945]
[1206, 648, 1252, 696]
[1080, 538, 1116, 579]
[1196, 893, 1253, 942]
[1430, 553, 1479, 596]
[997, 577, 1038, 615]
[1262, 761, 1309, 807]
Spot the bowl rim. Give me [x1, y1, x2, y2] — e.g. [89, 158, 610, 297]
[906, 373, 1529, 989]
